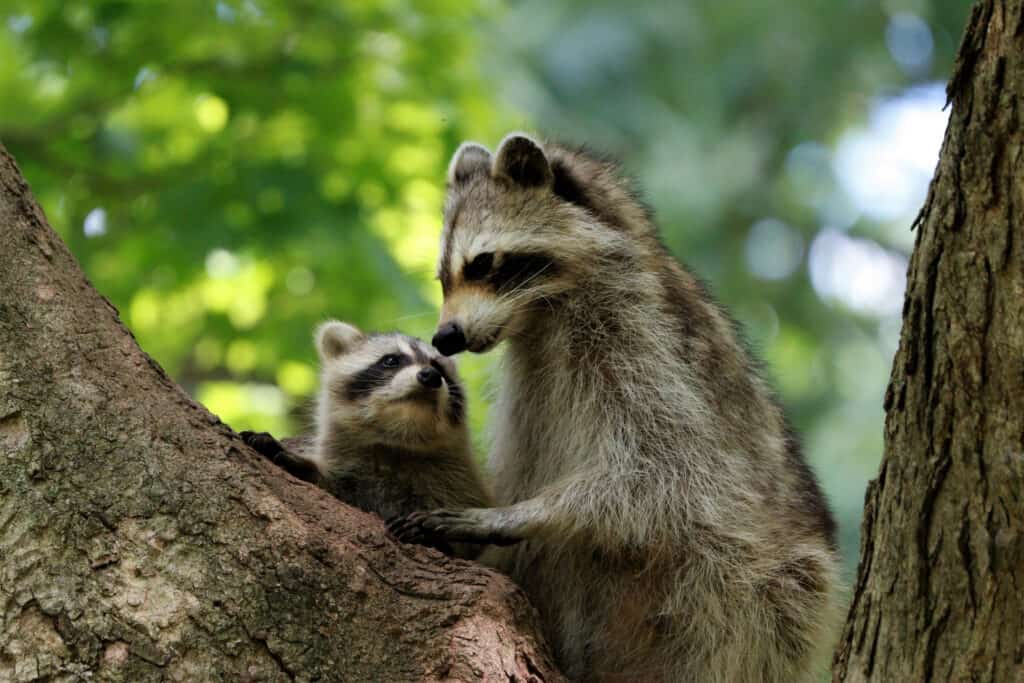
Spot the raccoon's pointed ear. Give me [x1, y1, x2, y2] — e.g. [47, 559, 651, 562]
[447, 142, 492, 186]
[316, 321, 364, 361]
[493, 133, 553, 188]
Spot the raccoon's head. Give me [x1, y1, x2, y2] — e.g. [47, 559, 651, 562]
[314, 321, 466, 453]
[433, 132, 630, 356]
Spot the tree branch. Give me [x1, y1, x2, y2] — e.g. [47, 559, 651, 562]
[0, 141, 562, 681]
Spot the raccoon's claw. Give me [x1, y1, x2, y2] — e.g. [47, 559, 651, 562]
[387, 510, 439, 545]
[388, 508, 522, 547]
[242, 431, 321, 484]
[385, 513, 452, 555]
[240, 430, 286, 461]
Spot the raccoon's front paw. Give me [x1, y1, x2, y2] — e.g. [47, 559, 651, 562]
[383, 515, 456, 557]
[388, 508, 521, 547]
[240, 430, 286, 461]
[242, 431, 320, 483]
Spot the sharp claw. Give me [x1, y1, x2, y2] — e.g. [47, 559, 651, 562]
[390, 516, 428, 542]
[387, 509, 476, 549]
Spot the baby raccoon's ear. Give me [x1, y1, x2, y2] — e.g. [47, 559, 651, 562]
[316, 321, 364, 361]
[447, 142, 492, 186]
[493, 132, 553, 189]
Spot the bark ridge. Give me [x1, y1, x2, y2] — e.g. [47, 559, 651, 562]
[833, 1, 1024, 680]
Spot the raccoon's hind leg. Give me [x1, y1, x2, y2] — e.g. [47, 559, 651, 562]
[240, 430, 320, 483]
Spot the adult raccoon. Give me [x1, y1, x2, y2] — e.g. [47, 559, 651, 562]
[392, 134, 842, 681]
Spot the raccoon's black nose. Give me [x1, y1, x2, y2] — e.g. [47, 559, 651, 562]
[416, 366, 443, 389]
[432, 321, 467, 356]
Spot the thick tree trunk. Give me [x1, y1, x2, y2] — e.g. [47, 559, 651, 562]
[0, 144, 561, 682]
[832, 1, 1024, 680]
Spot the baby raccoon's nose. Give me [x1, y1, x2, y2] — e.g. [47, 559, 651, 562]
[416, 366, 443, 389]
[433, 321, 467, 356]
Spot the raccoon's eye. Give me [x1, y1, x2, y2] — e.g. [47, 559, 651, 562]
[378, 354, 402, 369]
[463, 252, 494, 281]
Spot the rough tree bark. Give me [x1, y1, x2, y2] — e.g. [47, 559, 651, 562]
[0, 144, 562, 681]
[833, 1, 1023, 680]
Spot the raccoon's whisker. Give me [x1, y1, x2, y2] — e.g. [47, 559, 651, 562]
[388, 311, 438, 323]
[502, 273, 554, 308]
[506, 262, 555, 295]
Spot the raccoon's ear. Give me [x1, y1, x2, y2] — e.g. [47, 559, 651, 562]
[316, 321, 364, 361]
[493, 133, 553, 188]
[447, 142, 492, 186]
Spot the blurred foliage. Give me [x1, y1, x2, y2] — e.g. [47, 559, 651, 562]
[1, 0, 969, 576]
[0, 0, 515, 442]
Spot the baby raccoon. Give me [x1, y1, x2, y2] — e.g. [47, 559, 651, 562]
[243, 321, 491, 559]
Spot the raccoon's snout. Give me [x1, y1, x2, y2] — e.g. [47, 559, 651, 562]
[416, 366, 443, 389]
[433, 321, 467, 356]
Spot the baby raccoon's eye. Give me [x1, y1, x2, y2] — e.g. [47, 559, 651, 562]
[378, 354, 402, 368]
[463, 252, 494, 281]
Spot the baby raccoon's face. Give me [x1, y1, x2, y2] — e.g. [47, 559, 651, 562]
[315, 321, 465, 452]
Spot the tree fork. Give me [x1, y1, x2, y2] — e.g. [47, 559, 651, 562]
[0, 143, 562, 682]
[833, 0, 1024, 680]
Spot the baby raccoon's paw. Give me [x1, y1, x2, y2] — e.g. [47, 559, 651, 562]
[388, 508, 521, 547]
[240, 431, 286, 461]
[242, 431, 320, 484]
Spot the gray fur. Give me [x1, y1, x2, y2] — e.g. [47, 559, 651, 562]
[405, 134, 843, 681]
[265, 322, 492, 560]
